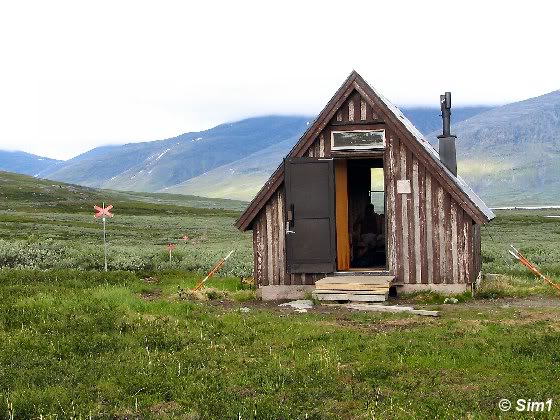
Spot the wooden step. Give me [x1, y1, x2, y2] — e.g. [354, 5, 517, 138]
[312, 292, 387, 302]
[313, 289, 389, 295]
[317, 275, 394, 285]
[315, 283, 390, 291]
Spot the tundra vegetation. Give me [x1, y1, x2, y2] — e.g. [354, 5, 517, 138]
[1, 171, 559, 418]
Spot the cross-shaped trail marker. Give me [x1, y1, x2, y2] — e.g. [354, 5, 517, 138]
[94, 202, 114, 271]
[166, 242, 176, 262]
[94, 204, 114, 219]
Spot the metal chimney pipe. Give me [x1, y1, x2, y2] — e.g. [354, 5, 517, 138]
[441, 92, 451, 136]
[437, 92, 457, 176]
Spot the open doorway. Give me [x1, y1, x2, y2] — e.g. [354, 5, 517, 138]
[347, 159, 386, 269]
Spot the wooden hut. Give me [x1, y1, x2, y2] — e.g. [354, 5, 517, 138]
[235, 71, 494, 300]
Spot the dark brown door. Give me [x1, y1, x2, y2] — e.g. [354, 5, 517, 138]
[284, 157, 336, 273]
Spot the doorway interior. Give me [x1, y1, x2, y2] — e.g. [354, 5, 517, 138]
[336, 158, 386, 270]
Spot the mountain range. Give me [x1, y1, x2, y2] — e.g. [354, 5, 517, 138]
[0, 151, 61, 176]
[1, 90, 559, 206]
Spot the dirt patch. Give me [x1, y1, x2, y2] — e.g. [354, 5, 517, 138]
[191, 295, 560, 324]
[150, 401, 183, 416]
[140, 289, 162, 301]
[320, 317, 437, 334]
[494, 296, 560, 308]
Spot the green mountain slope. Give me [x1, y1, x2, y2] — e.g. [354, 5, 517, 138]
[40, 116, 311, 192]
[427, 90, 560, 206]
[163, 133, 300, 200]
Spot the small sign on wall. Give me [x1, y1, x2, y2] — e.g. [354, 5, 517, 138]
[397, 179, 411, 194]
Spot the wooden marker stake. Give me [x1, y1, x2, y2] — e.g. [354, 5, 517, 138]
[94, 202, 114, 272]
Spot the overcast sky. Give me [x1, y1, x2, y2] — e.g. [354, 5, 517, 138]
[1, 0, 558, 160]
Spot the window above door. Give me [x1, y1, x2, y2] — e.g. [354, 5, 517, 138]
[331, 129, 385, 151]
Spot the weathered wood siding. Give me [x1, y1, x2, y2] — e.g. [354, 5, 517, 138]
[252, 185, 326, 286]
[383, 127, 480, 284]
[252, 89, 482, 286]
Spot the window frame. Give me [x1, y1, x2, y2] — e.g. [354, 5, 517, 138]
[330, 129, 386, 151]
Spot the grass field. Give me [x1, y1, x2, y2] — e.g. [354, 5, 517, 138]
[0, 172, 253, 277]
[1, 171, 560, 418]
[1, 269, 559, 418]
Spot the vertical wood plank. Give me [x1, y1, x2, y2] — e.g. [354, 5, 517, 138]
[437, 186, 446, 284]
[465, 217, 473, 283]
[272, 197, 280, 285]
[451, 200, 459, 284]
[406, 147, 415, 283]
[461, 212, 468, 284]
[456, 206, 464, 284]
[366, 101, 372, 121]
[324, 128, 332, 157]
[354, 94, 361, 121]
[371, 103, 378, 120]
[291, 274, 300, 286]
[253, 225, 260, 286]
[425, 174, 434, 284]
[444, 191, 453, 284]
[260, 213, 269, 286]
[393, 134, 403, 282]
[386, 133, 397, 273]
[418, 163, 428, 284]
[474, 224, 481, 277]
[266, 202, 273, 286]
[348, 99, 355, 122]
[360, 98, 367, 120]
[412, 157, 421, 284]
[400, 141, 409, 284]
[336, 110, 343, 122]
[277, 188, 286, 285]
[319, 134, 325, 157]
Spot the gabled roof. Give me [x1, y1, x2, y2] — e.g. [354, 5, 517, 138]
[235, 71, 495, 231]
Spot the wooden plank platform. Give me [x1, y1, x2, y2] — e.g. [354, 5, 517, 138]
[312, 292, 387, 302]
[313, 274, 395, 303]
[315, 283, 390, 291]
[313, 289, 389, 295]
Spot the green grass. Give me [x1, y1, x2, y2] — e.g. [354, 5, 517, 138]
[480, 209, 560, 296]
[1, 269, 559, 418]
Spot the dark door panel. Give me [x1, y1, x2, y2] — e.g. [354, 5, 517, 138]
[285, 158, 336, 274]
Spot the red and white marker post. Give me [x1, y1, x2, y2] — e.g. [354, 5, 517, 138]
[94, 202, 114, 271]
[166, 243, 176, 262]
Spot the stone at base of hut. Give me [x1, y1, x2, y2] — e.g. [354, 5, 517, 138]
[278, 300, 314, 312]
